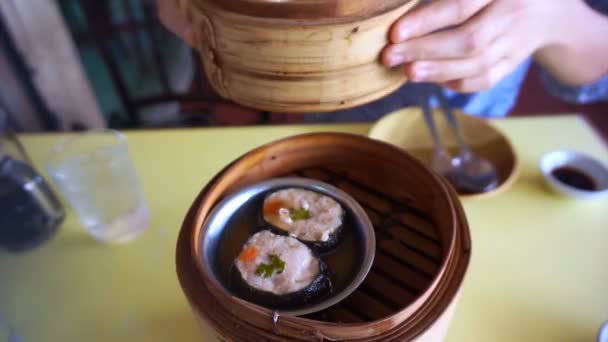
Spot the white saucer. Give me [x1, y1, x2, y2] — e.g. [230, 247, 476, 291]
[540, 150, 608, 200]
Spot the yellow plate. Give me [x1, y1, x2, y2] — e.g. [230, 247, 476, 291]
[368, 107, 519, 200]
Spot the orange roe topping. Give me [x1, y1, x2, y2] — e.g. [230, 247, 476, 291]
[239, 245, 259, 263]
[263, 200, 287, 217]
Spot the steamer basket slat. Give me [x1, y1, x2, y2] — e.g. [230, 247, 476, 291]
[372, 253, 431, 293]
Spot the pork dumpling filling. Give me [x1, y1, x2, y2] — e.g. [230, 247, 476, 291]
[235, 230, 321, 295]
[232, 230, 330, 309]
[262, 188, 344, 245]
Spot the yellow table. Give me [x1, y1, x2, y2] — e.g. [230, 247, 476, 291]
[1, 116, 607, 342]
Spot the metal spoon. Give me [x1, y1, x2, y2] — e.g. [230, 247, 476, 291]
[421, 96, 458, 181]
[433, 85, 499, 193]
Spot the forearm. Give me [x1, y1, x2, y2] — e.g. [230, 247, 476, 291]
[534, 1, 608, 86]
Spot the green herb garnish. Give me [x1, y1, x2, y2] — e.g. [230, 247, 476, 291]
[255, 255, 286, 278]
[289, 208, 311, 221]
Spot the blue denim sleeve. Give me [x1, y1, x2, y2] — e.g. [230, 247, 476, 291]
[538, 68, 608, 104]
[538, 0, 608, 104]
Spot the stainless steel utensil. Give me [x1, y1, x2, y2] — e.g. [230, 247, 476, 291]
[422, 85, 499, 194]
[421, 96, 461, 185]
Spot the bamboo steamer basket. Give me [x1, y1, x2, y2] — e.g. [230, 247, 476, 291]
[178, 0, 420, 112]
[176, 183, 469, 341]
[176, 133, 471, 341]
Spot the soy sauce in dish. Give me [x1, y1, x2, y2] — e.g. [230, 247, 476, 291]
[551, 166, 597, 191]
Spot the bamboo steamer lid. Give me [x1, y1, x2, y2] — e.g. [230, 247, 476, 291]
[201, 0, 412, 20]
[180, 0, 420, 113]
[176, 133, 472, 341]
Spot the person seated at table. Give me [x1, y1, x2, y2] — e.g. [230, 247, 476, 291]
[158, 0, 608, 121]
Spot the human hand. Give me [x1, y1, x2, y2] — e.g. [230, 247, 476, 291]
[382, 0, 581, 92]
[158, 0, 193, 45]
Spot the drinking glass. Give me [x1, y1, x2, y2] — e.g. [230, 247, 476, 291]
[46, 130, 150, 243]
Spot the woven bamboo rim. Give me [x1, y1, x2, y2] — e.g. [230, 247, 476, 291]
[191, 0, 412, 21]
[176, 133, 471, 340]
[194, 133, 456, 339]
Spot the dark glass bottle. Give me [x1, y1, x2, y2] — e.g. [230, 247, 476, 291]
[0, 156, 64, 251]
[0, 113, 64, 252]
